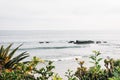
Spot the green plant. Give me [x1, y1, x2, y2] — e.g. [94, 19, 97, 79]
[65, 69, 78, 80]
[75, 60, 89, 80]
[0, 44, 55, 80]
[0, 44, 29, 70]
[34, 61, 55, 80]
[108, 66, 120, 80]
[104, 58, 116, 79]
[52, 73, 63, 80]
[75, 51, 108, 80]
[0, 56, 46, 80]
[114, 59, 120, 67]
[89, 51, 102, 70]
[88, 51, 105, 80]
[109, 77, 120, 80]
[0, 69, 35, 80]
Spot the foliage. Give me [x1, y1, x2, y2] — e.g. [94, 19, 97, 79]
[75, 60, 89, 80]
[65, 69, 78, 80]
[52, 73, 63, 80]
[0, 69, 35, 80]
[0, 56, 44, 80]
[89, 51, 102, 70]
[88, 51, 107, 80]
[0, 44, 29, 69]
[34, 61, 55, 80]
[109, 77, 120, 80]
[114, 59, 120, 67]
[104, 58, 114, 78]
[74, 51, 120, 80]
[75, 51, 106, 80]
[108, 59, 120, 80]
[0, 44, 55, 80]
[0, 56, 54, 80]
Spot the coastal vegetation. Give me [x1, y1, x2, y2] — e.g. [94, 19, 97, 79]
[0, 44, 29, 70]
[0, 44, 120, 80]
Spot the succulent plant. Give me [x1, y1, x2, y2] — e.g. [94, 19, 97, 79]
[0, 44, 29, 70]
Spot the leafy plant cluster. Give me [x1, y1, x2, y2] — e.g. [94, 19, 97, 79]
[0, 44, 120, 80]
[75, 51, 120, 80]
[0, 44, 55, 80]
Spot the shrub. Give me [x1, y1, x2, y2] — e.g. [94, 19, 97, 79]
[0, 44, 29, 70]
[74, 51, 120, 80]
[65, 69, 78, 80]
[52, 73, 63, 80]
[34, 61, 55, 80]
[0, 44, 55, 80]
[114, 59, 120, 67]
[109, 59, 120, 80]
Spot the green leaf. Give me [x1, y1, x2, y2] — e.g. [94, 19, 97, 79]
[8, 44, 23, 59]
[90, 56, 96, 61]
[98, 58, 102, 62]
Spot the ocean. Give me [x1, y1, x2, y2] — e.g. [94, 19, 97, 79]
[0, 30, 120, 61]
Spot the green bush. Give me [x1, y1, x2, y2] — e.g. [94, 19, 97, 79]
[114, 59, 120, 67]
[52, 73, 63, 80]
[0, 44, 29, 70]
[109, 59, 120, 80]
[65, 69, 78, 80]
[0, 56, 55, 80]
[34, 61, 55, 80]
[74, 51, 120, 80]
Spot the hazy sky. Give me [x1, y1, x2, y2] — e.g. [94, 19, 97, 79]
[0, 0, 120, 30]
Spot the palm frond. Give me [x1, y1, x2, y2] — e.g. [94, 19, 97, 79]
[8, 44, 23, 60]
[0, 45, 4, 57]
[2, 44, 13, 58]
[0, 44, 29, 69]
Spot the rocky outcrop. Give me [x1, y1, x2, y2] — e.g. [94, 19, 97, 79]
[96, 41, 101, 44]
[68, 40, 94, 44]
[96, 41, 107, 44]
[75, 40, 94, 44]
[39, 41, 50, 44]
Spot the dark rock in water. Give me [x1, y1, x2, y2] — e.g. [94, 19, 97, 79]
[103, 41, 107, 43]
[96, 41, 101, 44]
[68, 40, 94, 44]
[39, 41, 50, 44]
[39, 42, 44, 44]
[46, 41, 50, 43]
[74, 40, 94, 44]
[58, 59, 62, 61]
[68, 41, 74, 43]
[96, 41, 107, 44]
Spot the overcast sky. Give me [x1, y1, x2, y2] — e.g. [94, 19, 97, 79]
[0, 0, 120, 30]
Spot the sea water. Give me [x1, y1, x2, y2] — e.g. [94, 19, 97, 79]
[0, 30, 120, 61]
